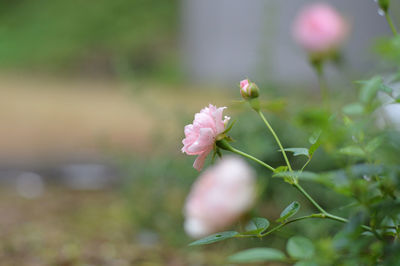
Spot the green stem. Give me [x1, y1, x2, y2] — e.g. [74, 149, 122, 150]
[318, 72, 328, 105]
[293, 182, 326, 214]
[385, 12, 398, 36]
[260, 214, 324, 237]
[216, 139, 275, 172]
[300, 158, 311, 172]
[292, 183, 368, 229]
[236, 213, 373, 239]
[257, 110, 292, 171]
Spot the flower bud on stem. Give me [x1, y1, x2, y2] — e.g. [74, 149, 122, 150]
[378, 0, 398, 36]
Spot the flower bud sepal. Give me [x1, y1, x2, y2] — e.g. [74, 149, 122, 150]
[378, 0, 390, 13]
[216, 138, 235, 153]
[249, 98, 261, 112]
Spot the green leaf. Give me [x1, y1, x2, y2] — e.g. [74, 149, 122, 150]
[339, 146, 365, 157]
[308, 130, 321, 145]
[243, 217, 270, 235]
[359, 76, 382, 104]
[228, 248, 287, 263]
[188, 231, 238, 246]
[287, 236, 315, 260]
[296, 171, 320, 181]
[379, 83, 393, 94]
[365, 136, 384, 153]
[342, 114, 353, 126]
[272, 171, 298, 184]
[273, 166, 289, 173]
[308, 142, 320, 158]
[222, 119, 236, 134]
[281, 148, 309, 158]
[342, 103, 365, 115]
[277, 201, 300, 222]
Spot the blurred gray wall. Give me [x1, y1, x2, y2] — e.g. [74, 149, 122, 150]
[182, 0, 398, 85]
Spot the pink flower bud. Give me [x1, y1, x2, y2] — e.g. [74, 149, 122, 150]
[292, 3, 348, 54]
[181, 104, 230, 171]
[240, 79, 259, 99]
[184, 156, 256, 238]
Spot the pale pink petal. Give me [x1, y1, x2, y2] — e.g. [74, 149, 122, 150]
[240, 79, 249, 89]
[186, 128, 215, 154]
[181, 104, 229, 170]
[193, 149, 212, 171]
[194, 112, 216, 131]
[184, 156, 256, 237]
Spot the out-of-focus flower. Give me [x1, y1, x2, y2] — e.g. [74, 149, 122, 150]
[182, 104, 230, 171]
[376, 103, 400, 131]
[292, 3, 348, 54]
[240, 79, 259, 99]
[184, 156, 256, 238]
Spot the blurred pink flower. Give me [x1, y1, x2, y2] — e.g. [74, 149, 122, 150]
[240, 79, 250, 98]
[184, 156, 256, 238]
[182, 104, 230, 171]
[292, 3, 348, 53]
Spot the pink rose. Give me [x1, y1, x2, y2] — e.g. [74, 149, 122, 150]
[292, 3, 348, 53]
[182, 104, 230, 171]
[184, 156, 256, 238]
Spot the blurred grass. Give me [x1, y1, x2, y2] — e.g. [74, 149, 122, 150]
[0, 0, 179, 80]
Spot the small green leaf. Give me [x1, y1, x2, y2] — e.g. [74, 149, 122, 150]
[379, 83, 393, 94]
[277, 201, 300, 222]
[342, 115, 353, 126]
[339, 146, 365, 157]
[308, 130, 321, 145]
[308, 142, 320, 158]
[228, 248, 287, 263]
[287, 236, 315, 260]
[296, 171, 320, 181]
[243, 217, 270, 235]
[188, 231, 238, 246]
[272, 171, 297, 184]
[273, 166, 289, 173]
[281, 148, 309, 158]
[359, 76, 382, 104]
[365, 136, 384, 153]
[222, 120, 236, 134]
[342, 103, 365, 115]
